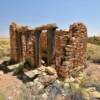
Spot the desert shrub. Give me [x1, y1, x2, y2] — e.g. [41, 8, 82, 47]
[0, 48, 10, 59]
[91, 55, 100, 63]
[14, 63, 24, 75]
[87, 43, 100, 63]
[68, 82, 86, 100]
[87, 49, 94, 60]
[76, 75, 100, 91]
[0, 39, 10, 60]
[70, 89, 85, 100]
[67, 75, 100, 100]
[88, 36, 100, 46]
[0, 92, 5, 100]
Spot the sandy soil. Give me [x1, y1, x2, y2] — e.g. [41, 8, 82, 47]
[0, 72, 23, 100]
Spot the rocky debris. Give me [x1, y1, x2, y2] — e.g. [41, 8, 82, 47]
[25, 65, 58, 86]
[36, 66, 58, 86]
[0, 64, 99, 100]
[24, 79, 71, 100]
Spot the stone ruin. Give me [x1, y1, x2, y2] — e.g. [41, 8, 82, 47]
[10, 22, 87, 78]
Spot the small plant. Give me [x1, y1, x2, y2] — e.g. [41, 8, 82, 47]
[0, 92, 5, 100]
[87, 49, 94, 60]
[92, 55, 100, 63]
[69, 85, 85, 100]
[68, 78, 88, 100]
[14, 63, 24, 75]
[88, 36, 100, 46]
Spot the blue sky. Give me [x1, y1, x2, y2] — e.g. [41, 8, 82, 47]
[0, 0, 100, 37]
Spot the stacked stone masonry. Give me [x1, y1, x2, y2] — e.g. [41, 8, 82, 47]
[10, 22, 87, 78]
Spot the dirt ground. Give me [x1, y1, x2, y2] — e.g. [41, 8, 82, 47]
[0, 70, 23, 100]
[0, 61, 99, 100]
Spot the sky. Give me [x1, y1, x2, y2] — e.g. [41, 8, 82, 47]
[0, 0, 100, 37]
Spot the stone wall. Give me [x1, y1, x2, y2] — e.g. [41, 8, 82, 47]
[10, 22, 87, 78]
[57, 23, 87, 77]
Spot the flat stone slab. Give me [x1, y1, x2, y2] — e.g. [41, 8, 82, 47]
[25, 70, 40, 78]
[7, 63, 20, 70]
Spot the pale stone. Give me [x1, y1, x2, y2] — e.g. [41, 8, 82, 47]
[41, 60, 45, 65]
[45, 67, 56, 75]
